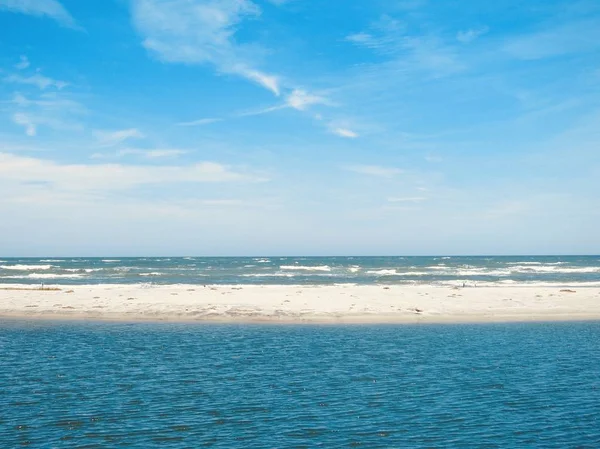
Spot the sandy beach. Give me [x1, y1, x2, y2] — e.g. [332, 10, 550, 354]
[1, 284, 600, 323]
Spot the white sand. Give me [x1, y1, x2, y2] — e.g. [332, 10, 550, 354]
[1, 284, 600, 323]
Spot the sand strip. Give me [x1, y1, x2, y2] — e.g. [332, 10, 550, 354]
[1, 284, 600, 324]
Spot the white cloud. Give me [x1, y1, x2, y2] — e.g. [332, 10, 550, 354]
[242, 69, 280, 96]
[286, 89, 328, 111]
[5, 73, 68, 90]
[93, 128, 145, 147]
[0, 152, 266, 193]
[119, 149, 189, 159]
[0, 0, 79, 28]
[456, 26, 489, 44]
[15, 55, 30, 70]
[344, 165, 403, 177]
[425, 154, 442, 163]
[346, 15, 463, 77]
[331, 127, 359, 138]
[503, 20, 600, 60]
[387, 196, 426, 203]
[12, 113, 37, 136]
[177, 117, 222, 126]
[131, 0, 281, 95]
[8, 92, 86, 136]
[346, 32, 374, 44]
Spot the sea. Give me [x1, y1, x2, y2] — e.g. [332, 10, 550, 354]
[1, 255, 599, 287]
[1, 320, 599, 447]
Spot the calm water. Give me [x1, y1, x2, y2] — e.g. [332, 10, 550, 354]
[1, 321, 599, 447]
[1, 255, 600, 287]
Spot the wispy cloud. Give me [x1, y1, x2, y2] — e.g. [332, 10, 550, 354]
[0, 152, 266, 193]
[130, 0, 281, 95]
[286, 89, 329, 110]
[177, 117, 222, 127]
[93, 128, 145, 147]
[12, 113, 37, 136]
[15, 55, 30, 70]
[387, 196, 426, 203]
[5, 73, 68, 90]
[331, 127, 359, 138]
[344, 165, 403, 177]
[503, 19, 600, 60]
[425, 154, 442, 163]
[92, 149, 190, 159]
[8, 92, 86, 136]
[0, 0, 80, 29]
[346, 14, 464, 77]
[456, 26, 489, 44]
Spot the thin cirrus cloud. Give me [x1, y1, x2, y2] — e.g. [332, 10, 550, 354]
[0, 152, 266, 194]
[93, 128, 145, 147]
[178, 88, 329, 125]
[331, 127, 359, 138]
[15, 55, 30, 69]
[456, 26, 489, 44]
[130, 0, 281, 96]
[90, 149, 190, 159]
[0, 0, 80, 29]
[387, 197, 426, 203]
[177, 117, 223, 127]
[344, 165, 404, 177]
[12, 113, 37, 136]
[5, 73, 68, 90]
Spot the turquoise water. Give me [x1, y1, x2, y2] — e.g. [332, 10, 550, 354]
[1, 256, 600, 286]
[1, 321, 599, 447]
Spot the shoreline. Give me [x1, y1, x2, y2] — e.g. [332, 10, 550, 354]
[1, 284, 600, 324]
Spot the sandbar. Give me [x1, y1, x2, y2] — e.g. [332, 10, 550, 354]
[1, 284, 600, 324]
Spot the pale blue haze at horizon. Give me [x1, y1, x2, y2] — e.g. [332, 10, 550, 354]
[0, 0, 599, 256]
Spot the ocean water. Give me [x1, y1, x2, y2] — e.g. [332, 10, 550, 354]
[1, 255, 599, 287]
[1, 320, 599, 447]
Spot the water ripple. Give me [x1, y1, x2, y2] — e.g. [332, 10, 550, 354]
[0, 321, 599, 447]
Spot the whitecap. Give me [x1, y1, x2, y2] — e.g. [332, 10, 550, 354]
[280, 265, 331, 272]
[1, 264, 53, 271]
[101, 259, 121, 262]
[10, 273, 86, 279]
[241, 273, 295, 277]
[139, 272, 164, 276]
[366, 269, 398, 276]
[40, 259, 66, 262]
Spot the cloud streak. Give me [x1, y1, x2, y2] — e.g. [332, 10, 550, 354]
[93, 128, 145, 147]
[0, 0, 79, 28]
[344, 165, 403, 177]
[130, 0, 281, 95]
[0, 152, 266, 194]
[5, 73, 68, 90]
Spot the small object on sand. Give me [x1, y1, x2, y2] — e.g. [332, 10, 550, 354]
[65, 290, 74, 294]
[560, 289, 576, 293]
[415, 308, 423, 313]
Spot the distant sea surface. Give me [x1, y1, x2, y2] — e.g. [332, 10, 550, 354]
[1, 321, 599, 447]
[1, 256, 599, 287]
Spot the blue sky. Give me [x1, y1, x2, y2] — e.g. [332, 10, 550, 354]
[0, 0, 599, 256]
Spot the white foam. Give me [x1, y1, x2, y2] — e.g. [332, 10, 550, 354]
[102, 259, 121, 262]
[509, 266, 599, 274]
[280, 265, 331, 272]
[139, 272, 164, 276]
[7, 273, 86, 279]
[367, 269, 398, 276]
[348, 266, 361, 273]
[1, 264, 53, 271]
[40, 259, 66, 262]
[241, 273, 296, 277]
[253, 258, 271, 263]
